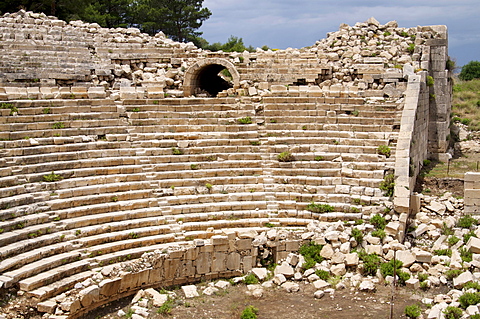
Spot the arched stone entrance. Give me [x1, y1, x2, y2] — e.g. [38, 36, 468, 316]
[183, 58, 240, 97]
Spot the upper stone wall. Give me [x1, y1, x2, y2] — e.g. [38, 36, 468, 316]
[0, 11, 448, 100]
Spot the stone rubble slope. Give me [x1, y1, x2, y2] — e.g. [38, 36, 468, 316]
[26, 192, 480, 319]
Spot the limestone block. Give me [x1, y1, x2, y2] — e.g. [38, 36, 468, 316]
[71, 87, 88, 99]
[226, 252, 241, 270]
[145, 288, 168, 307]
[79, 285, 99, 307]
[37, 300, 57, 314]
[281, 281, 300, 292]
[331, 252, 346, 264]
[359, 280, 375, 292]
[273, 274, 286, 285]
[467, 237, 480, 254]
[385, 221, 400, 237]
[252, 268, 268, 280]
[396, 250, 416, 267]
[59, 299, 81, 313]
[88, 87, 106, 99]
[146, 86, 164, 99]
[413, 250, 432, 263]
[345, 253, 359, 266]
[365, 245, 382, 255]
[203, 286, 219, 296]
[181, 285, 199, 298]
[312, 279, 329, 290]
[274, 262, 294, 277]
[405, 278, 419, 289]
[331, 263, 346, 276]
[453, 270, 474, 289]
[98, 278, 122, 296]
[120, 87, 137, 100]
[320, 244, 334, 259]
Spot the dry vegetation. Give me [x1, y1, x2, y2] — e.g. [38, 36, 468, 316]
[451, 78, 480, 131]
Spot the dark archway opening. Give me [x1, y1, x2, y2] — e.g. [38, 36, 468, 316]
[195, 64, 233, 97]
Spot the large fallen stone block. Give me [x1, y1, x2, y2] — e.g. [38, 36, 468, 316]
[453, 270, 474, 289]
[467, 237, 480, 254]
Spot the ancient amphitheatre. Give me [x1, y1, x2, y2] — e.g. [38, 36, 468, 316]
[1, 9, 480, 319]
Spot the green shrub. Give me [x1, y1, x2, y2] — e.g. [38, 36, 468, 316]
[405, 304, 422, 318]
[407, 43, 415, 53]
[243, 273, 259, 285]
[314, 156, 324, 161]
[351, 228, 363, 244]
[459, 292, 480, 309]
[315, 269, 330, 281]
[447, 236, 460, 246]
[457, 215, 478, 228]
[469, 314, 480, 319]
[443, 306, 463, 319]
[52, 122, 65, 129]
[299, 241, 323, 269]
[379, 174, 395, 197]
[370, 214, 386, 230]
[380, 259, 403, 277]
[441, 222, 454, 236]
[42, 107, 52, 114]
[358, 251, 381, 276]
[445, 269, 463, 281]
[240, 305, 258, 319]
[305, 202, 334, 213]
[464, 282, 480, 291]
[418, 273, 428, 282]
[377, 145, 391, 157]
[43, 171, 63, 182]
[426, 76, 435, 87]
[237, 116, 253, 124]
[434, 249, 452, 257]
[459, 61, 480, 81]
[157, 297, 174, 314]
[277, 151, 295, 162]
[171, 147, 184, 155]
[460, 247, 473, 262]
[371, 229, 386, 240]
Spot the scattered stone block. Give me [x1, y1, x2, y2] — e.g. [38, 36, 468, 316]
[181, 285, 199, 298]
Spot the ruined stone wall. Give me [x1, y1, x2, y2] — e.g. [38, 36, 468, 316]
[465, 172, 480, 214]
[37, 232, 303, 318]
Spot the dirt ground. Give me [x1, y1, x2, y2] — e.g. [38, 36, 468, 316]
[90, 281, 446, 319]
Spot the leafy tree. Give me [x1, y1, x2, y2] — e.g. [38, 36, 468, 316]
[459, 61, 480, 81]
[81, 0, 133, 28]
[134, 0, 211, 41]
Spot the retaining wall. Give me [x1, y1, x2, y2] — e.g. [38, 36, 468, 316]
[465, 172, 480, 214]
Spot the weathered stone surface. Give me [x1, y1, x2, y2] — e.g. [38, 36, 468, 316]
[181, 285, 199, 298]
[453, 271, 474, 288]
[145, 288, 168, 307]
[359, 280, 375, 292]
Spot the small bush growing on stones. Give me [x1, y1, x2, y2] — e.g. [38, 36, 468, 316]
[370, 214, 386, 230]
[171, 147, 184, 155]
[243, 273, 259, 285]
[447, 236, 460, 246]
[277, 151, 295, 162]
[443, 306, 463, 319]
[434, 249, 452, 257]
[457, 215, 478, 228]
[351, 228, 363, 244]
[445, 269, 463, 281]
[460, 247, 473, 262]
[306, 202, 334, 213]
[404, 304, 422, 318]
[418, 273, 428, 282]
[377, 145, 391, 157]
[380, 259, 403, 278]
[315, 269, 330, 281]
[237, 116, 252, 124]
[426, 76, 435, 87]
[459, 292, 480, 309]
[358, 251, 381, 276]
[43, 171, 63, 182]
[469, 315, 480, 319]
[371, 229, 386, 240]
[157, 297, 174, 314]
[464, 282, 480, 290]
[379, 174, 395, 197]
[240, 305, 258, 319]
[441, 222, 454, 236]
[52, 122, 65, 129]
[464, 230, 477, 243]
[299, 241, 323, 269]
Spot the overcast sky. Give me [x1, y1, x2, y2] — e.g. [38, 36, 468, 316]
[199, 0, 479, 67]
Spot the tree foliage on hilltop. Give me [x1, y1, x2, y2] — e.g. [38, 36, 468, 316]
[0, 0, 211, 43]
[459, 61, 480, 81]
